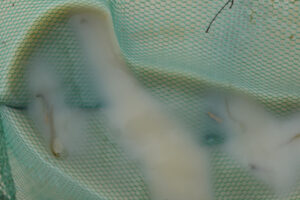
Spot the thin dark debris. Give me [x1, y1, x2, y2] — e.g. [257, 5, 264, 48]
[206, 0, 234, 33]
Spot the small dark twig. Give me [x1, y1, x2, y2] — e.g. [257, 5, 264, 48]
[229, 0, 234, 9]
[205, 0, 234, 33]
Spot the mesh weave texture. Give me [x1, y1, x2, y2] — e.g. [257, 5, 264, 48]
[0, 0, 299, 199]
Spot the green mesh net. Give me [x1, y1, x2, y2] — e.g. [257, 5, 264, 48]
[0, 0, 299, 199]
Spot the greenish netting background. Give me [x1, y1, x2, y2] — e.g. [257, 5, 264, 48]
[0, 0, 299, 199]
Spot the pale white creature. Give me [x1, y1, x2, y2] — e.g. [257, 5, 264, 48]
[69, 12, 213, 200]
[27, 60, 87, 158]
[208, 93, 300, 194]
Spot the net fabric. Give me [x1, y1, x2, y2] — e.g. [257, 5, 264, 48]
[0, 0, 299, 199]
[0, 119, 15, 200]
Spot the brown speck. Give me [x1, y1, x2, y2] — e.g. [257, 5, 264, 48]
[289, 34, 294, 40]
[249, 164, 258, 170]
[287, 133, 300, 144]
[270, 0, 275, 8]
[207, 112, 223, 123]
[250, 9, 256, 24]
[291, 0, 299, 4]
[80, 18, 88, 24]
[12, 3, 14, 6]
